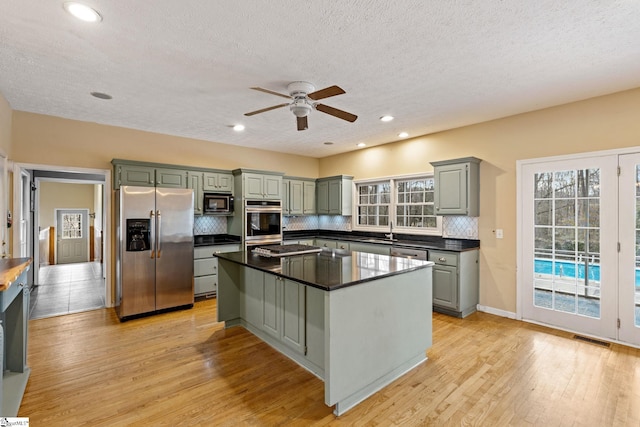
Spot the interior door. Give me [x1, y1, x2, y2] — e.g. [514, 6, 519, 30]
[520, 155, 618, 340]
[618, 153, 640, 346]
[56, 209, 89, 264]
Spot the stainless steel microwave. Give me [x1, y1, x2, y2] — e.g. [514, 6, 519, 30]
[203, 193, 234, 214]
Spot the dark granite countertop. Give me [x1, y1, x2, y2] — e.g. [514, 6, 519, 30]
[194, 234, 241, 247]
[215, 249, 433, 291]
[283, 230, 480, 252]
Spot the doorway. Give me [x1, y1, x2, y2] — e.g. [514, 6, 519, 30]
[56, 208, 89, 264]
[12, 164, 111, 319]
[518, 148, 640, 348]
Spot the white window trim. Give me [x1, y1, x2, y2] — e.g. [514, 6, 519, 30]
[353, 172, 443, 236]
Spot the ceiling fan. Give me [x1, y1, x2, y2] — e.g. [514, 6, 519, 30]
[244, 81, 358, 131]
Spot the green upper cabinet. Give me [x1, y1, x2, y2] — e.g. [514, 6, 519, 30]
[113, 162, 186, 189]
[187, 171, 204, 215]
[116, 164, 155, 187]
[234, 169, 283, 200]
[283, 177, 316, 216]
[430, 157, 481, 216]
[155, 168, 188, 188]
[303, 180, 316, 215]
[203, 172, 233, 193]
[316, 175, 353, 215]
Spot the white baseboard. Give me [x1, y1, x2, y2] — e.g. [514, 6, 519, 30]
[476, 304, 517, 319]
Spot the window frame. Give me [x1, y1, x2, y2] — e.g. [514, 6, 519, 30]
[353, 173, 443, 236]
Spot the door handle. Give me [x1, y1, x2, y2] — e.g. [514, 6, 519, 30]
[156, 210, 162, 258]
[150, 210, 155, 259]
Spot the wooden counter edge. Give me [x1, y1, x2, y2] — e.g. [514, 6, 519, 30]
[0, 257, 33, 291]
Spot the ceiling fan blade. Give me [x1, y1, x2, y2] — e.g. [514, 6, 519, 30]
[315, 104, 358, 122]
[250, 87, 291, 99]
[308, 85, 345, 101]
[244, 103, 289, 116]
[297, 116, 308, 131]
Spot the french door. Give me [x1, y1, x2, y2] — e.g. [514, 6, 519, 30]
[521, 155, 618, 340]
[520, 151, 640, 346]
[618, 153, 640, 345]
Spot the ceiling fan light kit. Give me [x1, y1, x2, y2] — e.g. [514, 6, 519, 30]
[245, 81, 357, 131]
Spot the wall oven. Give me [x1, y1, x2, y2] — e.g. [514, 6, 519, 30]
[244, 200, 282, 246]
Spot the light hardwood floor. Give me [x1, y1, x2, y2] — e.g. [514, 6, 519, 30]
[19, 299, 640, 426]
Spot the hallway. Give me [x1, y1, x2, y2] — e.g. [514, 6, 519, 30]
[29, 261, 105, 319]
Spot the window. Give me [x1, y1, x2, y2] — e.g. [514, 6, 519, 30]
[62, 213, 83, 239]
[355, 174, 442, 235]
[357, 181, 390, 226]
[396, 177, 437, 228]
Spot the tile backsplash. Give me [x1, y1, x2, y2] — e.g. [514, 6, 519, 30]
[442, 216, 478, 239]
[196, 214, 477, 239]
[194, 216, 227, 235]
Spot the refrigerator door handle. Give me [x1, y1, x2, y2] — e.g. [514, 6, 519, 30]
[156, 210, 162, 258]
[150, 210, 155, 259]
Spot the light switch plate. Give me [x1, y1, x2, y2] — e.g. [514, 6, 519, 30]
[495, 229, 503, 239]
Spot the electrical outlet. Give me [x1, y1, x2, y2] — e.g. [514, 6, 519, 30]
[495, 229, 503, 239]
[466, 229, 473, 237]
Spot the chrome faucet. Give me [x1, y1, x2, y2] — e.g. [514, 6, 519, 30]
[385, 221, 394, 241]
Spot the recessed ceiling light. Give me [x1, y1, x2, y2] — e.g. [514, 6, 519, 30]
[380, 115, 394, 122]
[90, 91, 112, 100]
[324, 142, 334, 145]
[398, 132, 409, 138]
[357, 143, 366, 147]
[233, 124, 245, 132]
[64, 2, 102, 22]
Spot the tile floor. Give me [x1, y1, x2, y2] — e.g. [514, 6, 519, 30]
[29, 261, 105, 319]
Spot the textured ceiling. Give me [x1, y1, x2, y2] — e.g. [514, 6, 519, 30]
[2, 1, 640, 158]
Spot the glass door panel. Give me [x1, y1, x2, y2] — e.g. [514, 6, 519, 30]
[618, 154, 640, 346]
[521, 156, 618, 340]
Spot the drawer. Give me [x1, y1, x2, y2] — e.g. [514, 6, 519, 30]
[194, 246, 216, 259]
[429, 250, 458, 266]
[1, 279, 26, 312]
[194, 258, 217, 276]
[195, 275, 217, 295]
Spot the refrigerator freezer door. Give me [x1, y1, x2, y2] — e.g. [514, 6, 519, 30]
[155, 188, 194, 310]
[118, 186, 157, 318]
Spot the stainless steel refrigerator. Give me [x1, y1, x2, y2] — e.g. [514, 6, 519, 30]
[116, 186, 194, 320]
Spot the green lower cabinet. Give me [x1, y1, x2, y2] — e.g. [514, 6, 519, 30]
[262, 274, 280, 339]
[281, 279, 306, 354]
[243, 268, 264, 329]
[242, 268, 321, 359]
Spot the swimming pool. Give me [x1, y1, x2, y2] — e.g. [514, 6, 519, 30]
[535, 258, 640, 285]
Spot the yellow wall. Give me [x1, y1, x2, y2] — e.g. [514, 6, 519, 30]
[38, 181, 96, 229]
[11, 112, 320, 176]
[0, 92, 11, 157]
[319, 87, 640, 313]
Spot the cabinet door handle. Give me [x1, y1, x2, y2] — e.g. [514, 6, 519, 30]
[438, 257, 447, 262]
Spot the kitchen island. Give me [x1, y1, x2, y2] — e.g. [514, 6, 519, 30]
[215, 249, 433, 415]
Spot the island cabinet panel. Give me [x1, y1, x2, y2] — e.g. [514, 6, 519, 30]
[305, 286, 325, 369]
[262, 274, 280, 338]
[281, 279, 306, 354]
[242, 268, 264, 329]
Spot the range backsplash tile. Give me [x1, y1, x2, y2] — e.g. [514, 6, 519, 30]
[319, 215, 352, 231]
[442, 216, 478, 239]
[194, 216, 227, 235]
[283, 215, 319, 231]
